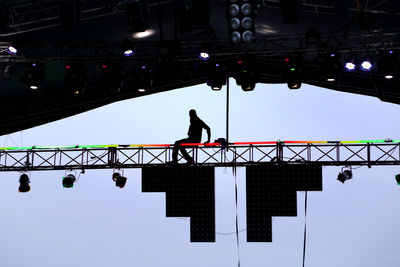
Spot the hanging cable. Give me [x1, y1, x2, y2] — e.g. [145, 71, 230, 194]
[302, 191, 308, 267]
[234, 173, 241, 267]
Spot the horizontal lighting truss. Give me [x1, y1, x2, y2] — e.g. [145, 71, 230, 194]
[1, 140, 399, 172]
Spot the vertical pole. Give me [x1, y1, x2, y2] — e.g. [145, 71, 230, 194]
[226, 77, 229, 146]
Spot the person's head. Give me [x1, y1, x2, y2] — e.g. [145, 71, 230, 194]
[189, 109, 197, 119]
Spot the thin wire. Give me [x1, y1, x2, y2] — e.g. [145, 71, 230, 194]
[217, 228, 246, 236]
[302, 191, 308, 267]
[234, 174, 241, 267]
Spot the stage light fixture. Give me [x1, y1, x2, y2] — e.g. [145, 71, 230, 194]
[360, 58, 373, 72]
[337, 169, 353, 183]
[199, 44, 211, 60]
[7, 45, 17, 55]
[379, 53, 399, 79]
[19, 173, 30, 193]
[135, 65, 152, 92]
[62, 174, 76, 188]
[395, 174, 400, 185]
[22, 62, 45, 90]
[227, 0, 256, 43]
[1, 65, 15, 80]
[112, 173, 127, 188]
[207, 63, 226, 91]
[305, 27, 320, 45]
[101, 62, 124, 93]
[285, 56, 303, 89]
[64, 63, 88, 95]
[122, 39, 135, 56]
[287, 81, 301, 89]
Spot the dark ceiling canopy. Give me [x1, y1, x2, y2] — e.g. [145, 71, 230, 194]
[1, 0, 400, 135]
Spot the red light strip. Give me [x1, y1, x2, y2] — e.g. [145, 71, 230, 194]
[234, 141, 276, 145]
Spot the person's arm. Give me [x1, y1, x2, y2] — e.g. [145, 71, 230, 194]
[203, 122, 211, 145]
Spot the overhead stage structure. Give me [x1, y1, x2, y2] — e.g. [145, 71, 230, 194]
[0, 0, 400, 135]
[1, 140, 399, 171]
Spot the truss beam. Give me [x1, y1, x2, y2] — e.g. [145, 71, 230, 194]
[0, 142, 399, 172]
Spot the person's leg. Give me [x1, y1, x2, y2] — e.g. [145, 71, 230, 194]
[179, 138, 196, 163]
[173, 138, 188, 162]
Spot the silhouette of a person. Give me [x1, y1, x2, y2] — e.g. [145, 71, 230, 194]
[172, 109, 211, 164]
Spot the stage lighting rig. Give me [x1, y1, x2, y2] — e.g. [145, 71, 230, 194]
[18, 173, 30, 193]
[320, 51, 341, 82]
[199, 43, 211, 61]
[379, 52, 399, 79]
[122, 39, 135, 57]
[285, 56, 303, 89]
[227, 0, 257, 43]
[22, 62, 45, 90]
[62, 174, 76, 188]
[134, 65, 152, 93]
[344, 55, 356, 72]
[64, 63, 88, 95]
[234, 59, 257, 91]
[206, 63, 226, 90]
[112, 172, 127, 188]
[395, 174, 400, 185]
[337, 168, 353, 184]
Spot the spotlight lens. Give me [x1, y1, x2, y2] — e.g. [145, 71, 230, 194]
[345, 62, 356, 71]
[212, 86, 221, 91]
[385, 75, 394, 79]
[241, 17, 253, 29]
[30, 85, 38, 90]
[7, 46, 17, 55]
[124, 49, 134, 56]
[360, 60, 372, 71]
[228, 4, 240, 17]
[230, 18, 240, 30]
[231, 31, 241, 43]
[327, 78, 336, 82]
[242, 30, 254, 43]
[241, 3, 252, 16]
[199, 52, 210, 60]
[138, 88, 146, 92]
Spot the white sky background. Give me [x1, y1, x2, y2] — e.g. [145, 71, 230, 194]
[0, 81, 399, 267]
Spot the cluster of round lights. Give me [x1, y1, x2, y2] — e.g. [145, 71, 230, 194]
[228, 0, 255, 43]
[344, 58, 373, 72]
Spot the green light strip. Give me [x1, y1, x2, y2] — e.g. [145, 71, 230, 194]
[78, 144, 118, 148]
[35, 145, 77, 149]
[340, 140, 387, 144]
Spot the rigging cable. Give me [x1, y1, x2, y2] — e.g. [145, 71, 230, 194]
[302, 191, 308, 267]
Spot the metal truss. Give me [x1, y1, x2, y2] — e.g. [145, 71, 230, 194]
[1, 142, 399, 172]
[0, 0, 124, 37]
[262, 0, 398, 15]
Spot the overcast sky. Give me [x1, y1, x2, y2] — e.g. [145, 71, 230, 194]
[0, 81, 399, 267]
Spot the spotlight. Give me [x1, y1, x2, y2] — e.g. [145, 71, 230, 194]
[344, 56, 356, 72]
[62, 174, 76, 188]
[64, 63, 88, 95]
[287, 81, 301, 89]
[122, 39, 135, 57]
[199, 43, 211, 60]
[22, 62, 45, 90]
[285, 56, 303, 89]
[207, 63, 226, 90]
[7, 45, 17, 55]
[305, 27, 320, 45]
[101, 62, 124, 93]
[337, 169, 353, 183]
[360, 59, 373, 72]
[19, 173, 30, 193]
[135, 65, 152, 92]
[395, 174, 400, 185]
[112, 173, 127, 188]
[227, 0, 256, 43]
[379, 54, 399, 79]
[1, 65, 15, 80]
